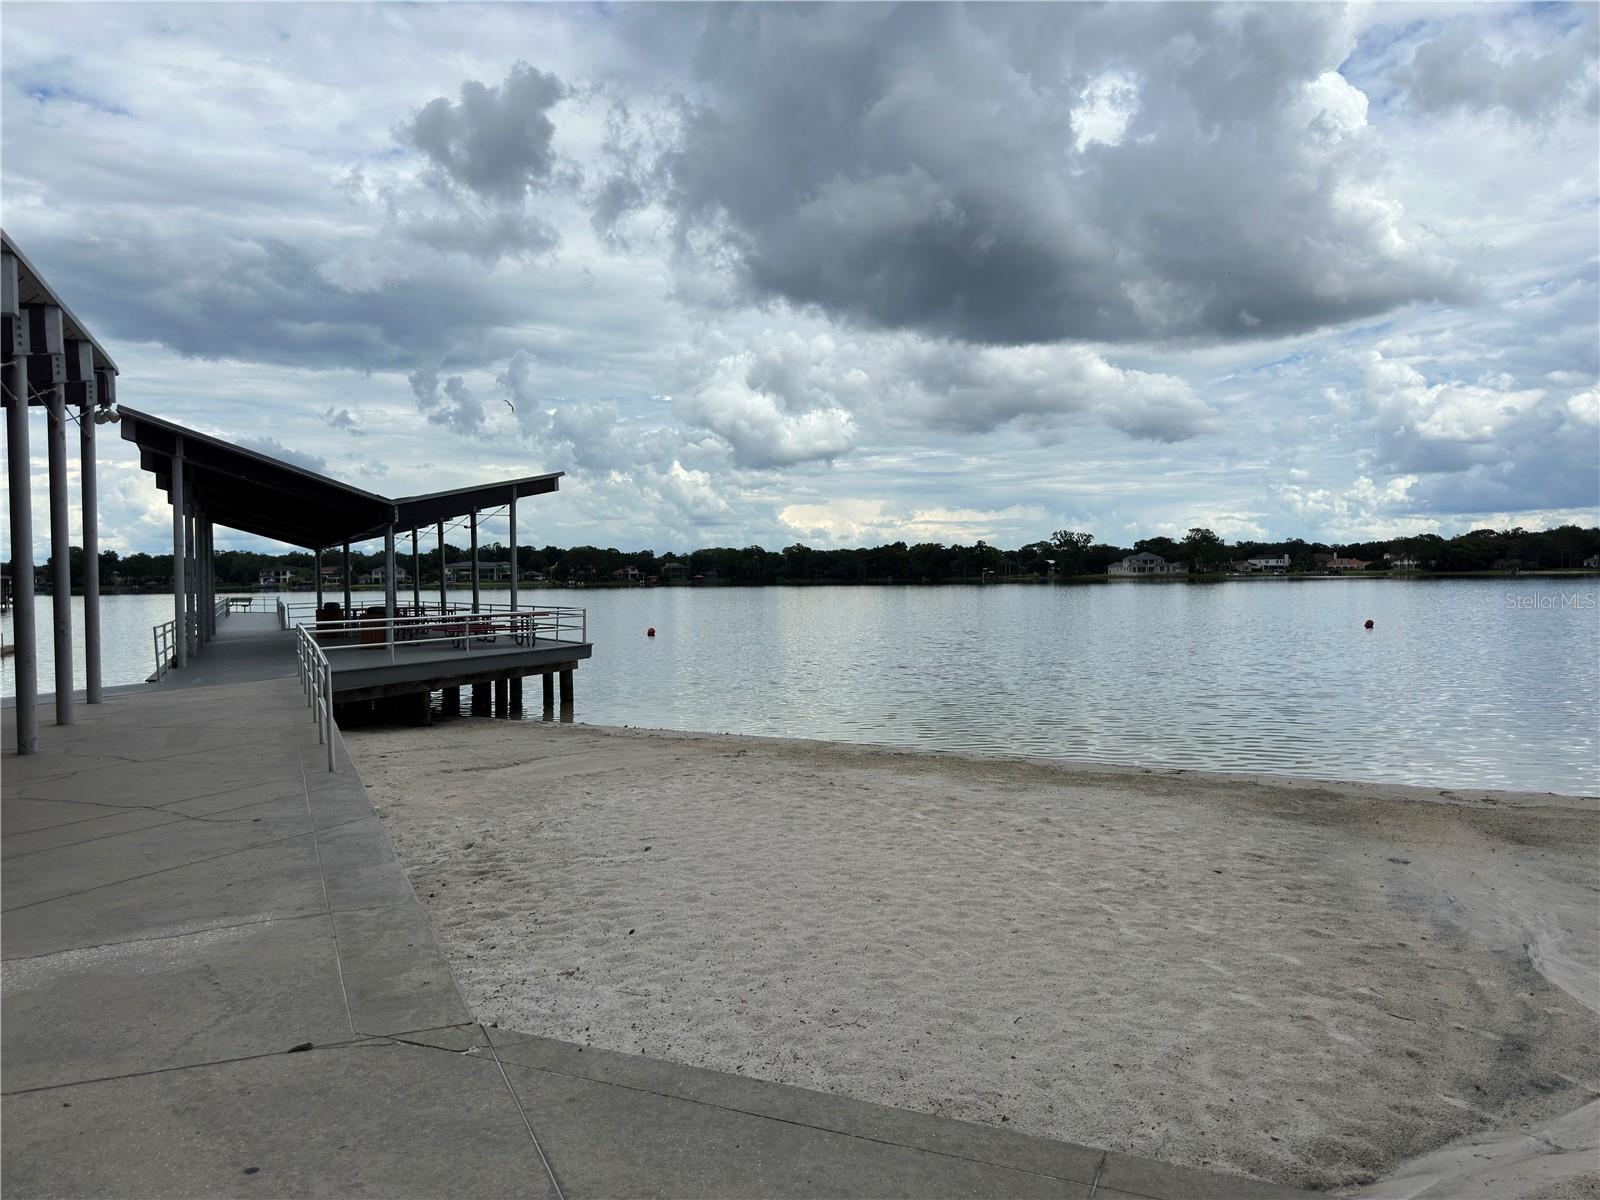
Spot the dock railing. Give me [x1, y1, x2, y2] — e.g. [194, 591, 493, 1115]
[280, 602, 587, 668]
[150, 620, 178, 681]
[293, 625, 336, 772]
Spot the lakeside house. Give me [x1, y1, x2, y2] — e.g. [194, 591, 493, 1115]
[359, 565, 410, 586]
[1109, 552, 1188, 577]
[258, 567, 299, 588]
[1327, 556, 1370, 572]
[1386, 554, 1422, 571]
[1585, 555, 1600, 569]
[443, 561, 513, 584]
[661, 563, 690, 581]
[1233, 555, 1289, 574]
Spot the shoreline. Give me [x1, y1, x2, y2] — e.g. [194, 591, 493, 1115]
[524, 719, 1600, 809]
[348, 720, 1599, 1192]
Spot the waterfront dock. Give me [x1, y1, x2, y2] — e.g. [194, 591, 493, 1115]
[0, 662, 1311, 1199]
[149, 604, 592, 722]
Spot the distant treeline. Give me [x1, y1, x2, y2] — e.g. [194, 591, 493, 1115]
[11, 524, 1598, 592]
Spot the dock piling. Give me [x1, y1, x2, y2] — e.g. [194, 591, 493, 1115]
[172, 440, 187, 671]
[5, 343, 40, 753]
[46, 372, 74, 724]
[77, 344, 101, 703]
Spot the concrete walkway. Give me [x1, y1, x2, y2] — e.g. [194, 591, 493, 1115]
[147, 611, 299, 691]
[2, 661, 1306, 1197]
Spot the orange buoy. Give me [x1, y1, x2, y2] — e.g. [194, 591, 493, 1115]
[647, 627, 656, 638]
[1363, 619, 1374, 630]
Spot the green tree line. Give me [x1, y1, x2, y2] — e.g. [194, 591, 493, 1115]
[7, 524, 1597, 592]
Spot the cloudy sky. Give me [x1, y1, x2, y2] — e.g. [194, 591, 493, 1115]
[2, 1, 1596, 558]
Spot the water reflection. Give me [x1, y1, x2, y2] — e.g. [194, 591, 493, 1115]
[4, 579, 1597, 794]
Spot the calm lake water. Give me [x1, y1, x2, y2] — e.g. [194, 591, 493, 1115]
[5, 579, 1597, 795]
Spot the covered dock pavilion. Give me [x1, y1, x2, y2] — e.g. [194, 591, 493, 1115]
[118, 406, 592, 720]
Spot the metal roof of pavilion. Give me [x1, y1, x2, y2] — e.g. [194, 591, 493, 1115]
[2, 230, 119, 377]
[120, 407, 563, 550]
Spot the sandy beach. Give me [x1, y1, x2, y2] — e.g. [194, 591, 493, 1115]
[346, 721, 1599, 1193]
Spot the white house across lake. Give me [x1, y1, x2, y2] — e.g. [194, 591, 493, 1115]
[1109, 552, 1188, 577]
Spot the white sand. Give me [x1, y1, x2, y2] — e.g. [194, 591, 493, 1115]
[346, 721, 1600, 1192]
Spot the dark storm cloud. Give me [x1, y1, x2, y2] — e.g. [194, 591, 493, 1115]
[627, 2, 1463, 346]
[402, 62, 567, 201]
[403, 207, 560, 262]
[1405, 437, 1600, 517]
[322, 406, 365, 436]
[22, 229, 518, 373]
[1397, 13, 1599, 120]
[409, 366, 486, 436]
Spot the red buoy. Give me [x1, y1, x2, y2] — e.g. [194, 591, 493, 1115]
[647, 627, 656, 638]
[1364, 619, 1374, 630]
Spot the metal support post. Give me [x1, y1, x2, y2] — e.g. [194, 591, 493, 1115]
[542, 672, 555, 709]
[76, 343, 101, 702]
[508, 494, 518, 614]
[411, 528, 421, 612]
[46, 382, 73, 723]
[198, 516, 209, 642]
[315, 548, 324, 610]
[204, 520, 215, 638]
[384, 525, 396, 640]
[342, 542, 352, 617]
[559, 668, 574, 705]
[437, 521, 447, 611]
[172, 441, 187, 670]
[184, 498, 197, 657]
[5, 353, 39, 752]
[470, 510, 480, 613]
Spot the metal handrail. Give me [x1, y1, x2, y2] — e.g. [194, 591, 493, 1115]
[151, 620, 176, 681]
[294, 624, 337, 772]
[277, 604, 586, 669]
[279, 599, 584, 630]
[323, 608, 586, 667]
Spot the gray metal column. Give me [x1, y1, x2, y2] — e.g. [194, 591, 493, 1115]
[202, 519, 214, 640]
[184, 496, 197, 657]
[470, 510, 480, 613]
[46, 377, 73, 724]
[172, 441, 187, 670]
[76, 343, 101, 702]
[411, 529, 421, 612]
[383, 525, 397, 642]
[315, 548, 324, 610]
[342, 542, 352, 616]
[195, 513, 206, 642]
[509, 494, 518, 613]
[437, 521, 446, 611]
[4, 355, 39, 752]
